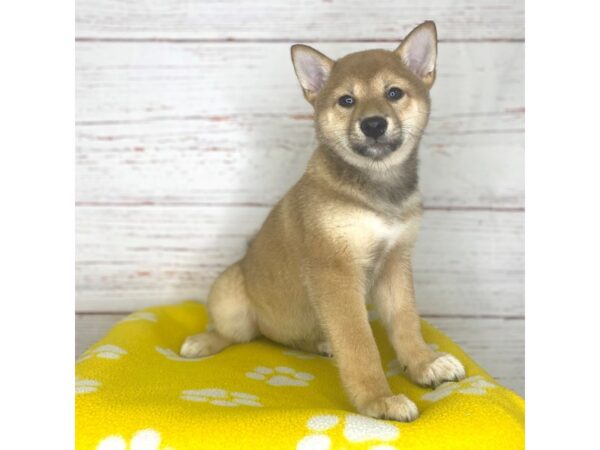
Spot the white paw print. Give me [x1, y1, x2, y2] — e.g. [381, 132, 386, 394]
[422, 375, 497, 402]
[78, 344, 127, 363]
[181, 388, 262, 407]
[96, 429, 174, 450]
[296, 414, 400, 450]
[155, 346, 213, 362]
[246, 366, 315, 386]
[120, 312, 157, 323]
[76, 378, 101, 394]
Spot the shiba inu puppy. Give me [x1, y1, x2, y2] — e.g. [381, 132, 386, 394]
[181, 21, 465, 422]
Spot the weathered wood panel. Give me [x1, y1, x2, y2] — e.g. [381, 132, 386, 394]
[76, 207, 523, 316]
[75, 0, 524, 41]
[76, 41, 524, 208]
[76, 119, 523, 208]
[75, 313, 524, 396]
[76, 42, 524, 126]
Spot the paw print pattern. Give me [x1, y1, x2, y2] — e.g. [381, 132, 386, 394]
[76, 379, 101, 394]
[181, 388, 262, 407]
[422, 375, 497, 402]
[96, 428, 175, 450]
[78, 344, 127, 363]
[246, 366, 315, 386]
[155, 346, 213, 362]
[296, 414, 400, 450]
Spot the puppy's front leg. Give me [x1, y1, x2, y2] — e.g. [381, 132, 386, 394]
[309, 264, 418, 422]
[372, 248, 465, 387]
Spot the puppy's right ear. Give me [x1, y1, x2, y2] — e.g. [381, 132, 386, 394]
[291, 45, 334, 104]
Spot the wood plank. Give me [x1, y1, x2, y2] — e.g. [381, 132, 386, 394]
[75, 0, 524, 41]
[76, 118, 523, 208]
[76, 42, 524, 208]
[75, 313, 524, 396]
[76, 207, 523, 316]
[76, 42, 524, 126]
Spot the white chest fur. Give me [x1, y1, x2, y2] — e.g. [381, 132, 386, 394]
[324, 207, 421, 261]
[368, 215, 420, 252]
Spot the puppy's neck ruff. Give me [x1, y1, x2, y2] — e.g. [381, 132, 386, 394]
[308, 143, 420, 213]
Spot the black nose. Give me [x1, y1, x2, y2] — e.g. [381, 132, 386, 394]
[360, 116, 388, 138]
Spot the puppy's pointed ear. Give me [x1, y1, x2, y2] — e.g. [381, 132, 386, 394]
[395, 21, 438, 89]
[291, 44, 334, 104]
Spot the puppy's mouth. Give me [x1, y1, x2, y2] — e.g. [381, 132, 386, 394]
[351, 137, 403, 160]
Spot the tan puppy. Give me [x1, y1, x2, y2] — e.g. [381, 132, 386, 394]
[181, 21, 465, 422]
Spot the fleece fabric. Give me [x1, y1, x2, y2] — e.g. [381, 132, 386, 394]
[76, 300, 524, 450]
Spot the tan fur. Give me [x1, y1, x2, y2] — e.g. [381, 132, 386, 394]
[180, 21, 465, 422]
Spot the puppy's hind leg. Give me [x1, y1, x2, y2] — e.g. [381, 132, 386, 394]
[180, 262, 259, 358]
[180, 331, 232, 357]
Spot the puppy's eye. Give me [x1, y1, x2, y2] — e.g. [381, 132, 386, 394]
[338, 95, 355, 108]
[386, 87, 404, 101]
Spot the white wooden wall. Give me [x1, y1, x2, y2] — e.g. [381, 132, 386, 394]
[75, 0, 524, 395]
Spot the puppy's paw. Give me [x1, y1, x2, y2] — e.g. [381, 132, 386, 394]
[180, 332, 228, 358]
[409, 353, 466, 388]
[359, 394, 419, 422]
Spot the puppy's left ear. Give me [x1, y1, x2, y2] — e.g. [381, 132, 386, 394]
[395, 21, 438, 89]
[291, 44, 334, 104]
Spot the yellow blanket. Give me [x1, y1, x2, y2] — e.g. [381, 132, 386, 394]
[76, 301, 524, 449]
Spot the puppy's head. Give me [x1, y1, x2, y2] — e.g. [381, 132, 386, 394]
[291, 21, 437, 171]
